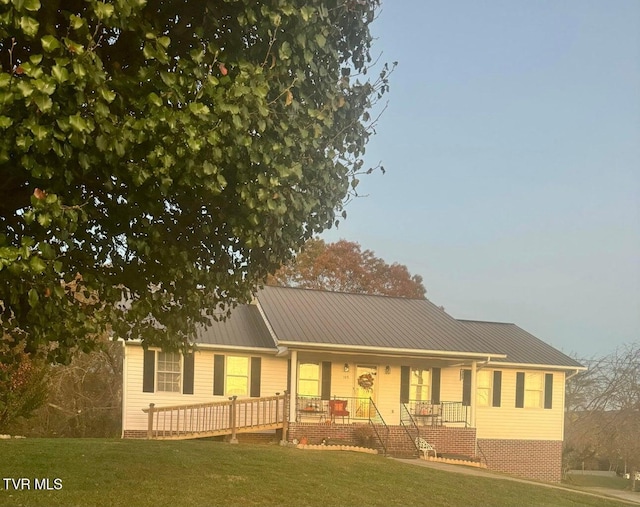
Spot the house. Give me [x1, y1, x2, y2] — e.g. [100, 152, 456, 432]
[121, 285, 585, 482]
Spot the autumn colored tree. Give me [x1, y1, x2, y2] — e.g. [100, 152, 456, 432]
[268, 239, 426, 298]
[0, 1, 392, 362]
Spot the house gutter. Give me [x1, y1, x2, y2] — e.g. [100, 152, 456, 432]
[487, 361, 588, 372]
[274, 340, 507, 360]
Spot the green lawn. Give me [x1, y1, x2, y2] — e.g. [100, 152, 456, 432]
[564, 473, 631, 491]
[0, 439, 632, 507]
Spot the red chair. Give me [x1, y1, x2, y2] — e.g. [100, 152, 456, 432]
[329, 399, 350, 423]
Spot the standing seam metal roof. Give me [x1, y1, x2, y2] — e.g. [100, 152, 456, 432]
[256, 286, 502, 355]
[457, 320, 583, 367]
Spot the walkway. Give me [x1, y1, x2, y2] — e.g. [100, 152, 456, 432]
[392, 458, 640, 506]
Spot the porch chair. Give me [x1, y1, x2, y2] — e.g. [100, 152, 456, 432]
[328, 399, 350, 423]
[415, 437, 437, 459]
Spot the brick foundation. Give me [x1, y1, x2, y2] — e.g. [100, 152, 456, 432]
[478, 439, 563, 482]
[287, 423, 476, 459]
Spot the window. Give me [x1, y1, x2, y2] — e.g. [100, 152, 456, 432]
[410, 368, 430, 401]
[525, 372, 544, 408]
[298, 363, 320, 396]
[477, 370, 492, 406]
[226, 356, 249, 396]
[157, 352, 181, 392]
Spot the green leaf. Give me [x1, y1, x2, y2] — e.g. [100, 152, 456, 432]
[188, 102, 210, 115]
[51, 64, 69, 83]
[33, 94, 52, 112]
[41, 35, 61, 52]
[147, 92, 162, 107]
[300, 6, 314, 22]
[19, 16, 39, 37]
[29, 54, 43, 65]
[23, 0, 40, 11]
[0, 116, 13, 128]
[29, 256, 46, 274]
[99, 87, 116, 103]
[69, 14, 85, 30]
[94, 2, 115, 19]
[28, 288, 39, 307]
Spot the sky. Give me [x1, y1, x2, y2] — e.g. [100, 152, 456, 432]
[322, 0, 640, 359]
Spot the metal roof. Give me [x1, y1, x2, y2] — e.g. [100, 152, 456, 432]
[256, 286, 503, 357]
[458, 320, 584, 368]
[195, 305, 275, 350]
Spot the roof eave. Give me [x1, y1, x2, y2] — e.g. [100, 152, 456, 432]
[276, 340, 507, 360]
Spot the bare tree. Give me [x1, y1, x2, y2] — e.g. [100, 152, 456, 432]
[565, 343, 640, 490]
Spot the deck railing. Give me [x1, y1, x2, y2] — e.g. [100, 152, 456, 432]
[143, 393, 287, 440]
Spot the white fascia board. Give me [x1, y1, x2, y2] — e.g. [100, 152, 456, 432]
[276, 340, 507, 360]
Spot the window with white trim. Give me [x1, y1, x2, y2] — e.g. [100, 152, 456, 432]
[298, 363, 320, 397]
[157, 352, 181, 392]
[226, 356, 249, 396]
[525, 372, 544, 408]
[410, 368, 430, 401]
[476, 370, 492, 406]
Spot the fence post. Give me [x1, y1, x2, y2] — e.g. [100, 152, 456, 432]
[147, 403, 155, 439]
[229, 396, 238, 444]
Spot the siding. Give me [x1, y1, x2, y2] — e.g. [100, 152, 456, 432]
[123, 345, 287, 432]
[475, 370, 565, 440]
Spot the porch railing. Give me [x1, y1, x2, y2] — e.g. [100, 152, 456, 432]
[404, 400, 470, 427]
[143, 393, 287, 440]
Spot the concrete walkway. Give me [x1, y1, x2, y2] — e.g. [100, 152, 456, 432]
[392, 458, 640, 505]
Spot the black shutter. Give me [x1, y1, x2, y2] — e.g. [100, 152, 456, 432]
[213, 354, 225, 396]
[544, 373, 553, 409]
[183, 353, 194, 395]
[143, 350, 155, 393]
[250, 357, 262, 397]
[431, 368, 441, 404]
[492, 370, 502, 407]
[400, 366, 410, 404]
[515, 372, 525, 408]
[321, 361, 331, 400]
[462, 369, 471, 406]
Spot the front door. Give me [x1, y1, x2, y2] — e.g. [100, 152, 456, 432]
[354, 365, 377, 419]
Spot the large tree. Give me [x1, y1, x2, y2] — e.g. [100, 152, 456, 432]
[267, 238, 426, 298]
[0, 1, 392, 361]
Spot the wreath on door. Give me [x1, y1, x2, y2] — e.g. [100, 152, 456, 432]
[357, 373, 375, 391]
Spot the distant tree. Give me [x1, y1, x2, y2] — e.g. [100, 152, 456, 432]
[267, 238, 426, 298]
[0, 336, 48, 432]
[0, 1, 392, 362]
[564, 343, 640, 489]
[8, 341, 122, 438]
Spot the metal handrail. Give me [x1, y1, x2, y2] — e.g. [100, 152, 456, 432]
[368, 397, 389, 456]
[400, 402, 421, 455]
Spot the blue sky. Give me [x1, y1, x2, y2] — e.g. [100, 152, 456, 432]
[322, 0, 640, 359]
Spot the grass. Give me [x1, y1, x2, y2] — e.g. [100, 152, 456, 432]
[564, 473, 631, 491]
[0, 439, 634, 507]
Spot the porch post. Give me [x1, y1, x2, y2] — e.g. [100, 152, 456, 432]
[289, 350, 298, 423]
[470, 360, 477, 427]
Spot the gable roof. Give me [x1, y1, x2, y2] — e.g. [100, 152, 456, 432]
[188, 286, 584, 369]
[255, 286, 505, 359]
[457, 320, 583, 368]
[196, 305, 275, 350]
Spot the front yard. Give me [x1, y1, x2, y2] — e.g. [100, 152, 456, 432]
[0, 439, 634, 507]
